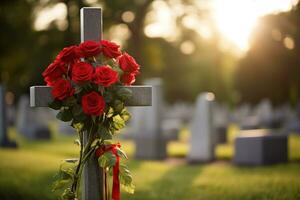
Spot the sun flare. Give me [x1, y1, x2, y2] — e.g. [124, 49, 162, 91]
[212, 0, 296, 51]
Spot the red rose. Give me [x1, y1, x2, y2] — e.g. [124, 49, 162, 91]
[100, 40, 121, 58]
[82, 91, 105, 116]
[71, 62, 94, 84]
[118, 53, 140, 74]
[42, 61, 67, 86]
[56, 45, 80, 63]
[121, 73, 136, 85]
[93, 66, 119, 87]
[51, 79, 74, 100]
[78, 40, 101, 58]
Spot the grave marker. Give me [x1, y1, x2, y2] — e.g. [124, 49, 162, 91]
[17, 95, 51, 140]
[188, 92, 216, 163]
[0, 86, 17, 148]
[30, 7, 152, 200]
[135, 78, 167, 160]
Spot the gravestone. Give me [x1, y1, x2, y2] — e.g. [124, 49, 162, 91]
[279, 104, 300, 134]
[135, 78, 167, 159]
[58, 121, 75, 135]
[0, 86, 17, 148]
[30, 7, 152, 200]
[214, 103, 229, 144]
[234, 129, 287, 165]
[123, 94, 185, 142]
[255, 99, 273, 128]
[188, 92, 216, 163]
[16, 95, 51, 140]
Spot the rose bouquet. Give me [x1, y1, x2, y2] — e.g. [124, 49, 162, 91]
[42, 40, 139, 200]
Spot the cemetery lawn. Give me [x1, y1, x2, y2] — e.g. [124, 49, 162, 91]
[0, 128, 300, 200]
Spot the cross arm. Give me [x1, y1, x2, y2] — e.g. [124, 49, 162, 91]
[30, 86, 152, 107]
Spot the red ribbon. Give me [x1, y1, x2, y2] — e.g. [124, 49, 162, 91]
[96, 143, 121, 200]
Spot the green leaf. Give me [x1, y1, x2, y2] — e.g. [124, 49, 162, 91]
[106, 107, 114, 118]
[103, 91, 114, 103]
[98, 126, 112, 140]
[61, 188, 76, 200]
[117, 148, 128, 159]
[98, 151, 116, 168]
[64, 97, 77, 106]
[72, 123, 84, 132]
[120, 108, 131, 122]
[119, 164, 135, 194]
[113, 100, 124, 113]
[116, 88, 133, 101]
[74, 139, 81, 146]
[112, 114, 125, 130]
[72, 104, 87, 121]
[48, 100, 62, 110]
[72, 104, 82, 116]
[52, 179, 71, 191]
[74, 85, 83, 94]
[56, 109, 73, 122]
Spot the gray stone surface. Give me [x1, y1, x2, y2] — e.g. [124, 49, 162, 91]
[214, 103, 229, 144]
[188, 92, 216, 163]
[135, 78, 167, 160]
[58, 121, 75, 135]
[234, 129, 288, 165]
[0, 86, 17, 148]
[30, 85, 152, 107]
[255, 99, 273, 128]
[16, 95, 51, 140]
[216, 126, 227, 144]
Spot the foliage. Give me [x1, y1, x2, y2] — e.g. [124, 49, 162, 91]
[235, 2, 300, 105]
[0, 0, 237, 105]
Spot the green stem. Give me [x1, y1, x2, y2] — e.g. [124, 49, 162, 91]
[71, 131, 84, 195]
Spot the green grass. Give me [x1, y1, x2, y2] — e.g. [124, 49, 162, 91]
[1, 127, 300, 200]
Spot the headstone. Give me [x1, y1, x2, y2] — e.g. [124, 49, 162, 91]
[255, 99, 273, 128]
[279, 104, 300, 134]
[135, 78, 167, 160]
[162, 118, 181, 141]
[29, 7, 152, 200]
[122, 100, 186, 141]
[7, 105, 16, 126]
[214, 103, 229, 144]
[16, 95, 51, 139]
[0, 86, 17, 148]
[234, 129, 287, 165]
[58, 121, 76, 135]
[188, 92, 216, 163]
[234, 104, 261, 130]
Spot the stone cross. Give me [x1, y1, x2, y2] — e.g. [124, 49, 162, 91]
[30, 7, 152, 200]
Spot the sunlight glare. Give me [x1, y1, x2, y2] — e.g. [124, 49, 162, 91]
[212, 0, 295, 51]
[34, 3, 67, 31]
[144, 0, 179, 41]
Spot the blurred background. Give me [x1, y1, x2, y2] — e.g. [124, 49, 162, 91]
[1, 0, 300, 200]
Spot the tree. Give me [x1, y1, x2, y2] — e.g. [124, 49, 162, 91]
[235, 2, 300, 105]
